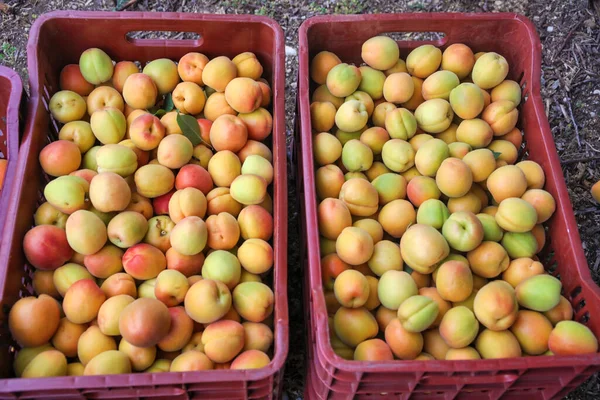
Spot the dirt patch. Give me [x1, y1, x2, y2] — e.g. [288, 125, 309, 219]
[0, 0, 599, 399]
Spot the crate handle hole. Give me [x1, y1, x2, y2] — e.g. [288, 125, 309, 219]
[379, 31, 447, 46]
[125, 31, 203, 47]
[575, 299, 586, 312]
[570, 286, 582, 299]
[579, 312, 590, 324]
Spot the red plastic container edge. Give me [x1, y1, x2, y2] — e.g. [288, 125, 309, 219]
[0, 66, 23, 245]
[297, 12, 600, 399]
[0, 10, 288, 397]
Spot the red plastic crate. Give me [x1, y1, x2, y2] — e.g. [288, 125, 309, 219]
[0, 66, 23, 246]
[0, 11, 288, 399]
[296, 13, 600, 399]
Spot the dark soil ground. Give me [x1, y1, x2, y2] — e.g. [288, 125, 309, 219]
[1, 0, 599, 398]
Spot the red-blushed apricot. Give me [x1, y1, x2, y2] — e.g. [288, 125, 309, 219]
[548, 321, 598, 355]
[119, 298, 170, 348]
[60, 64, 95, 96]
[407, 176, 441, 207]
[474, 280, 518, 331]
[238, 205, 273, 241]
[311, 51, 342, 84]
[385, 318, 423, 360]
[178, 52, 209, 85]
[510, 310, 553, 355]
[39, 140, 81, 177]
[122, 243, 166, 280]
[435, 260, 473, 302]
[9, 295, 61, 347]
[63, 279, 106, 324]
[442, 43, 475, 80]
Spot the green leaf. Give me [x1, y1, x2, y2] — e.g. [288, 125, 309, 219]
[153, 109, 166, 118]
[163, 93, 174, 112]
[176, 112, 203, 147]
[492, 151, 502, 160]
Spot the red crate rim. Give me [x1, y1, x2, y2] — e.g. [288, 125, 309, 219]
[298, 12, 600, 375]
[0, 10, 288, 390]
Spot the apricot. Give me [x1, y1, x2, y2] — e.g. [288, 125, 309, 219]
[372, 102, 396, 127]
[441, 43, 475, 79]
[184, 279, 231, 324]
[415, 199, 449, 229]
[508, 310, 552, 355]
[121, 73, 157, 110]
[84, 350, 131, 375]
[456, 119, 493, 149]
[423, 329, 450, 360]
[169, 216, 207, 256]
[544, 296, 574, 326]
[486, 165, 528, 203]
[232, 52, 263, 80]
[400, 224, 449, 274]
[9, 295, 60, 348]
[87, 86, 124, 115]
[397, 295, 439, 333]
[415, 99, 454, 134]
[170, 350, 213, 371]
[78, 48, 113, 84]
[516, 160, 545, 189]
[439, 306, 479, 348]
[60, 63, 95, 95]
[476, 213, 503, 242]
[238, 205, 273, 240]
[199, 320, 244, 363]
[230, 350, 270, 370]
[521, 189, 556, 224]
[378, 199, 416, 237]
[467, 241, 509, 278]
[65, 210, 107, 255]
[422, 70, 460, 101]
[23, 224, 73, 271]
[107, 211, 148, 249]
[435, 158, 473, 198]
[435, 260, 473, 303]
[384, 318, 423, 360]
[96, 144, 138, 177]
[139, 58, 179, 95]
[472, 52, 509, 89]
[548, 320, 599, 355]
[118, 298, 171, 348]
[144, 215, 175, 252]
[311, 51, 342, 84]
[117, 339, 156, 371]
[406, 44, 442, 78]
[39, 140, 81, 177]
[326, 63, 362, 98]
[482, 100, 518, 136]
[96, 294, 134, 337]
[383, 72, 414, 104]
[334, 307, 378, 347]
[473, 280, 518, 331]
[502, 231, 538, 259]
[21, 350, 67, 378]
[335, 100, 369, 133]
[414, 138, 449, 177]
[89, 172, 131, 213]
[381, 139, 415, 173]
[232, 282, 274, 323]
[178, 52, 209, 85]
[515, 274, 561, 312]
[385, 108, 417, 141]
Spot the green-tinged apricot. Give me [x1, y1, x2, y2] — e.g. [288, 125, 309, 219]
[491, 80, 521, 106]
[22, 350, 67, 378]
[313, 132, 342, 166]
[439, 306, 479, 348]
[370, 173, 406, 205]
[335, 100, 368, 132]
[495, 198, 537, 233]
[385, 107, 417, 140]
[501, 231, 538, 259]
[368, 240, 403, 276]
[44, 175, 88, 215]
[417, 199, 450, 229]
[326, 63, 362, 98]
[96, 144, 138, 177]
[381, 139, 415, 173]
[230, 174, 267, 206]
[79, 48, 113, 85]
[14, 345, 55, 377]
[471, 52, 509, 89]
[334, 307, 378, 347]
[84, 350, 131, 375]
[341, 139, 373, 172]
[515, 274, 561, 312]
[476, 213, 504, 242]
[66, 210, 107, 255]
[414, 138, 449, 177]
[415, 99, 454, 134]
[312, 84, 344, 108]
[422, 70, 460, 101]
[358, 66, 386, 100]
[449, 83, 484, 120]
[378, 270, 417, 310]
[397, 295, 439, 333]
[170, 216, 207, 256]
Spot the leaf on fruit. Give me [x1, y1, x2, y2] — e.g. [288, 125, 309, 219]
[176, 112, 206, 147]
[153, 109, 166, 118]
[163, 93, 174, 112]
[492, 151, 502, 159]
